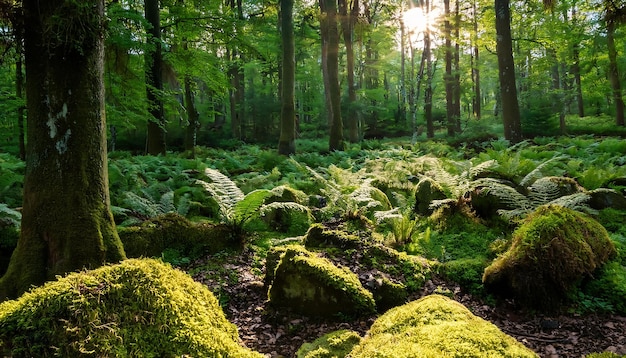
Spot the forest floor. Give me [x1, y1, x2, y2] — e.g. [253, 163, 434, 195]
[189, 247, 626, 358]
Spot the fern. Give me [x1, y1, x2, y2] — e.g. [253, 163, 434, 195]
[519, 155, 567, 187]
[0, 203, 21, 228]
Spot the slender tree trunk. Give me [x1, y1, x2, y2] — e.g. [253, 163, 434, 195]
[279, 0, 296, 155]
[340, 0, 360, 142]
[471, 0, 481, 120]
[606, 19, 625, 126]
[183, 75, 198, 155]
[145, 0, 166, 155]
[572, 41, 584, 117]
[444, 0, 455, 136]
[0, 0, 125, 300]
[424, 0, 434, 139]
[321, 0, 344, 151]
[495, 0, 522, 142]
[453, 0, 461, 132]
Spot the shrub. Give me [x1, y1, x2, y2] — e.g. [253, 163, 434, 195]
[297, 330, 361, 358]
[0, 258, 262, 357]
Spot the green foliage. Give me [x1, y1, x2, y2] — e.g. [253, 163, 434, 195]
[0, 153, 24, 208]
[349, 295, 538, 357]
[581, 261, 626, 315]
[0, 259, 262, 357]
[296, 330, 361, 358]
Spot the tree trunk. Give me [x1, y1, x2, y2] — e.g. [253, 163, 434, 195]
[424, 0, 434, 139]
[606, 19, 625, 126]
[279, 0, 296, 155]
[340, 0, 360, 143]
[145, 0, 166, 155]
[0, 0, 126, 300]
[183, 75, 198, 156]
[472, 0, 481, 120]
[453, 0, 461, 132]
[15, 21, 25, 161]
[444, 0, 455, 136]
[571, 5, 584, 117]
[495, 0, 522, 142]
[322, 0, 344, 151]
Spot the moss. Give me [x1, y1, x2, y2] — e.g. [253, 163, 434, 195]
[0, 258, 262, 357]
[297, 330, 361, 358]
[368, 277, 408, 312]
[266, 184, 308, 205]
[483, 205, 616, 310]
[260, 202, 313, 235]
[414, 177, 447, 216]
[119, 213, 241, 259]
[268, 245, 376, 317]
[439, 258, 489, 296]
[304, 224, 362, 250]
[349, 295, 537, 358]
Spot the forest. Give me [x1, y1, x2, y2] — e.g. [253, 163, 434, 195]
[0, 0, 625, 357]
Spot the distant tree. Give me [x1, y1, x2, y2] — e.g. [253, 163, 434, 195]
[279, 0, 296, 155]
[0, 0, 126, 300]
[145, 0, 166, 154]
[605, 3, 625, 126]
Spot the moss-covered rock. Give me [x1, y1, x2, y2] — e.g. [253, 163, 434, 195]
[589, 188, 626, 211]
[119, 213, 241, 259]
[414, 177, 447, 216]
[304, 224, 362, 250]
[260, 202, 313, 235]
[349, 295, 537, 358]
[267, 245, 376, 317]
[483, 205, 616, 310]
[297, 330, 362, 358]
[0, 258, 262, 357]
[266, 184, 309, 205]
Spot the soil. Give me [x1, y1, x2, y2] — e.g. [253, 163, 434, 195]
[188, 248, 626, 358]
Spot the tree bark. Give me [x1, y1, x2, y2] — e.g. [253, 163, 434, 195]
[606, 19, 625, 126]
[444, 0, 455, 136]
[278, 0, 296, 155]
[322, 0, 344, 151]
[424, 0, 434, 139]
[145, 0, 166, 155]
[15, 19, 25, 161]
[340, 0, 360, 143]
[472, 0, 481, 119]
[0, 0, 126, 300]
[495, 0, 522, 142]
[183, 75, 198, 156]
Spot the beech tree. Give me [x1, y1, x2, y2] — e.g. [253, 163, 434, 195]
[279, 0, 296, 155]
[0, 0, 126, 299]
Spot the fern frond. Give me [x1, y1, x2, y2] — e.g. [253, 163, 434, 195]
[373, 208, 402, 224]
[470, 178, 533, 211]
[547, 193, 594, 214]
[158, 191, 176, 214]
[122, 191, 161, 218]
[260, 201, 311, 216]
[234, 189, 270, 223]
[202, 168, 244, 208]
[0, 203, 21, 227]
[465, 159, 498, 180]
[519, 155, 567, 187]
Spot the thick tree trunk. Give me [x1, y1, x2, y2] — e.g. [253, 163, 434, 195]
[444, 0, 455, 136]
[472, 0, 481, 120]
[424, 3, 434, 139]
[453, 0, 461, 132]
[15, 22, 25, 161]
[495, 0, 522, 142]
[322, 0, 344, 151]
[278, 0, 296, 155]
[606, 19, 625, 126]
[0, 0, 126, 300]
[145, 0, 166, 155]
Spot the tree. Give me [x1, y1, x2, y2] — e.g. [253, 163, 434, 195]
[0, 0, 126, 300]
[145, 0, 166, 154]
[495, 0, 522, 142]
[340, 0, 360, 143]
[279, 0, 296, 155]
[605, 4, 625, 126]
[320, 0, 344, 151]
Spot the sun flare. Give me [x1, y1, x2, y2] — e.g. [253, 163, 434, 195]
[402, 6, 441, 45]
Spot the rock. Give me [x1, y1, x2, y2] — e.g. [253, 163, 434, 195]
[267, 245, 376, 317]
[588, 188, 626, 210]
[483, 205, 616, 310]
[414, 177, 447, 216]
[296, 329, 361, 358]
[0, 258, 263, 357]
[349, 295, 538, 357]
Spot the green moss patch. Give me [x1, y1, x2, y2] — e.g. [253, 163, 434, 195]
[583, 261, 626, 315]
[349, 295, 537, 358]
[296, 329, 361, 358]
[304, 224, 362, 249]
[267, 245, 376, 317]
[119, 213, 242, 259]
[483, 205, 616, 310]
[0, 258, 262, 357]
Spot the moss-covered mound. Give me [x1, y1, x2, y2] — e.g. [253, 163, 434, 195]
[119, 213, 242, 259]
[414, 177, 447, 216]
[267, 245, 376, 317]
[304, 224, 362, 249]
[0, 258, 262, 357]
[297, 329, 361, 358]
[349, 295, 537, 358]
[483, 205, 616, 310]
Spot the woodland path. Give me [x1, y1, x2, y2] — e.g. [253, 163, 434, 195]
[189, 249, 626, 358]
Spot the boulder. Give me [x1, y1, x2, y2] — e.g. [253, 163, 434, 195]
[267, 245, 376, 317]
[588, 188, 626, 210]
[296, 330, 361, 358]
[483, 205, 616, 310]
[349, 295, 537, 357]
[0, 259, 262, 357]
[414, 177, 447, 216]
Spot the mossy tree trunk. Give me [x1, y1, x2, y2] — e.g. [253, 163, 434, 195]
[0, 0, 126, 300]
